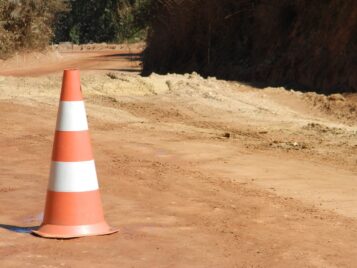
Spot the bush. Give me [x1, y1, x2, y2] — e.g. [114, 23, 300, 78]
[0, 0, 66, 59]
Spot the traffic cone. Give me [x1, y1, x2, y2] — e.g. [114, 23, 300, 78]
[33, 69, 117, 238]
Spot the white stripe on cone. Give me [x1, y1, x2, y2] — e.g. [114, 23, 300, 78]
[56, 101, 89, 131]
[49, 160, 99, 192]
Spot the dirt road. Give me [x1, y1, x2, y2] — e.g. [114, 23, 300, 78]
[1, 47, 357, 267]
[0, 43, 142, 77]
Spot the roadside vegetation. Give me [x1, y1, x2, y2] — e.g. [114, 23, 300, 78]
[54, 0, 153, 44]
[0, 0, 152, 59]
[0, 0, 65, 59]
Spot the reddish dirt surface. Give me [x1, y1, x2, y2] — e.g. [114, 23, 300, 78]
[0, 43, 143, 77]
[1, 45, 357, 267]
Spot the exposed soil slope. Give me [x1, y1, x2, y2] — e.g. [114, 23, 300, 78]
[143, 0, 357, 93]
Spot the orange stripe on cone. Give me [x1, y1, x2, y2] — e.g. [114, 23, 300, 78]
[52, 131, 93, 162]
[33, 69, 117, 239]
[42, 191, 104, 225]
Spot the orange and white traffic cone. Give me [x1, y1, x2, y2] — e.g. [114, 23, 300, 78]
[33, 69, 117, 238]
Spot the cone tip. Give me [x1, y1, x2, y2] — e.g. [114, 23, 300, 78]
[61, 68, 82, 101]
[64, 68, 79, 72]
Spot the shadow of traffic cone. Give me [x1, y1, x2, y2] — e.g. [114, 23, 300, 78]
[33, 69, 117, 238]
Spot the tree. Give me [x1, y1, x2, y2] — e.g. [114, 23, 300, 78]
[54, 0, 153, 44]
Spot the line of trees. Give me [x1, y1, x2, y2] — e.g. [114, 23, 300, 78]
[54, 0, 153, 44]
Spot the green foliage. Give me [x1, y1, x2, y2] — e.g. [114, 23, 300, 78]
[54, 0, 153, 44]
[116, 0, 153, 42]
[0, 0, 66, 58]
[69, 24, 80, 44]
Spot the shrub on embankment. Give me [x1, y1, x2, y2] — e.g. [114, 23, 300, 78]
[0, 0, 65, 59]
[142, 0, 357, 93]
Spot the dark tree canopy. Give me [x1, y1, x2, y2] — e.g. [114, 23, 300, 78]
[54, 0, 153, 44]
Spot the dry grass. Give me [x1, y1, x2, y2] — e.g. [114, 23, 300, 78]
[0, 0, 65, 59]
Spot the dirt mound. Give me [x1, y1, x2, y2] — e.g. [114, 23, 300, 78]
[143, 0, 357, 93]
[302, 92, 357, 123]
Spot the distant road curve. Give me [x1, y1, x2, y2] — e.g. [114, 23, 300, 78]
[0, 43, 143, 77]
